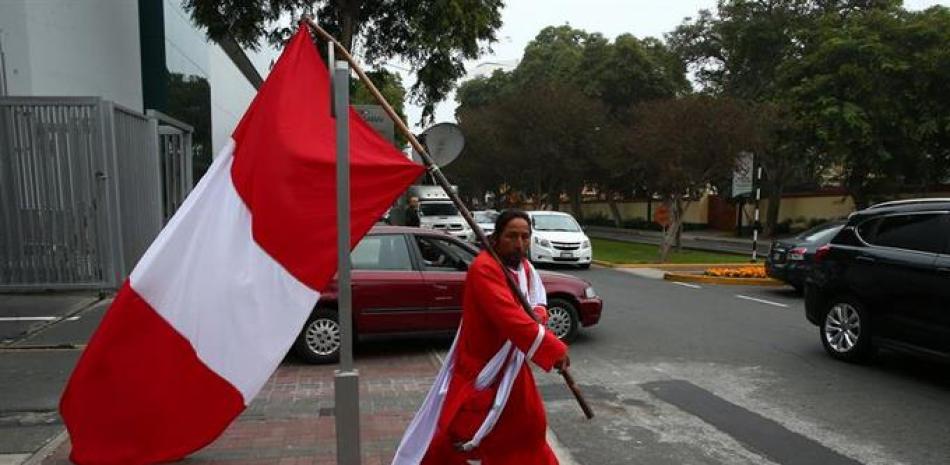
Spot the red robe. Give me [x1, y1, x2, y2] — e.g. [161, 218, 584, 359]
[420, 252, 568, 465]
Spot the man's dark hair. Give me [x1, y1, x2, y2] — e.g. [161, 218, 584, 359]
[492, 209, 531, 240]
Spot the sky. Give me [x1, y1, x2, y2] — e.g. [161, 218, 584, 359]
[397, 0, 950, 131]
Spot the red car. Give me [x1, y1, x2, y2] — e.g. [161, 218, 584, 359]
[293, 226, 604, 363]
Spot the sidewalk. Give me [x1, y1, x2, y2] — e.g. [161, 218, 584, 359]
[37, 339, 444, 465]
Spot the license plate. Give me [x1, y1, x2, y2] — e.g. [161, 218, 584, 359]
[560, 251, 573, 258]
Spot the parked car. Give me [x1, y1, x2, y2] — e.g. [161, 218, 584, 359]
[765, 220, 846, 293]
[526, 211, 593, 269]
[293, 226, 604, 364]
[804, 199, 950, 363]
[472, 210, 499, 238]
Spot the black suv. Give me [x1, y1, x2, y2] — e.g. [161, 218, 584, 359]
[805, 199, 950, 362]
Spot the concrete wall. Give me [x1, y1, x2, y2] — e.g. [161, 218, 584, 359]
[570, 190, 950, 229]
[564, 198, 708, 224]
[0, 0, 143, 110]
[749, 195, 855, 225]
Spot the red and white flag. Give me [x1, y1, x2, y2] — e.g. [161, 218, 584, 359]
[59, 27, 424, 465]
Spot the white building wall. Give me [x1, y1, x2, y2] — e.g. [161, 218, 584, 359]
[0, 0, 32, 96]
[0, 0, 142, 110]
[1, 0, 275, 155]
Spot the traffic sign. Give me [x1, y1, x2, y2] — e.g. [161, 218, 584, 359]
[654, 203, 672, 228]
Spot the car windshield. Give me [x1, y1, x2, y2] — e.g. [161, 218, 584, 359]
[473, 211, 498, 223]
[532, 214, 581, 232]
[797, 223, 844, 243]
[420, 203, 459, 217]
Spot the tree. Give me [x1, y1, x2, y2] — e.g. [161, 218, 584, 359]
[183, 0, 504, 122]
[167, 73, 212, 182]
[783, 6, 950, 208]
[669, 0, 818, 236]
[351, 68, 408, 147]
[629, 96, 764, 262]
[452, 82, 612, 211]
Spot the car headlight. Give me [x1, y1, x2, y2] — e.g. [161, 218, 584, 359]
[533, 237, 551, 247]
[584, 286, 596, 299]
[582, 240, 590, 248]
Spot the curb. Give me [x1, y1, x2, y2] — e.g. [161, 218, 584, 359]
[21, 429, 67, 465]
[664, 272, 784, 286]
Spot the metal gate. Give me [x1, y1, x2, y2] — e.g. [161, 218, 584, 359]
[0, 97, 193, 290]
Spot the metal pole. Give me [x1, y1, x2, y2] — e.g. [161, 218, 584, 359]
[302, 17, 592, 420]
[752, 166, 762, 262]
[0, 32, 8, 96]
[333, 60, 361, 465]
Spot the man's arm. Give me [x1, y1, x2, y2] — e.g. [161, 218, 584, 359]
[471, 260, 566, 371]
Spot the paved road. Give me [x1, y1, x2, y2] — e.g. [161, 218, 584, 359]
[3, 266, 949, 465]
[539, 265, 950, 465]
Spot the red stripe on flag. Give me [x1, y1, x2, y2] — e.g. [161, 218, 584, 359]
[60, 282, 244, 465]
[230, 27, 424, 291]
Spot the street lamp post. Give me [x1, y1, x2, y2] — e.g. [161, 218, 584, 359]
[332, 59, 361, 465]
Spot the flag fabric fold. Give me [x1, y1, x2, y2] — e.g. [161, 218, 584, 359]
[60, 27, 424, 465]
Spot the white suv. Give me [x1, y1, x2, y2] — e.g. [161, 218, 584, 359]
[527, 211, 592, 269]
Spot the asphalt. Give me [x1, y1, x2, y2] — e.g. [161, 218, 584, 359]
[540, 265, 950, 465]
[4, 265, 950, 465]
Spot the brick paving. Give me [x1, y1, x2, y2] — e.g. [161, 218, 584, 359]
[40, 339, 446, 465]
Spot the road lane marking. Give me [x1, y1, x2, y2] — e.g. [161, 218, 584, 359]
[0, 316, 81, 322]
[671, 282, 702, 289]
[735, 295, 788, 308]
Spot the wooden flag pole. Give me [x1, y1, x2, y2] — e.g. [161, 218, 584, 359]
[301, 16, 593, 420]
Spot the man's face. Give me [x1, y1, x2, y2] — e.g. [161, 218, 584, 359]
[495, 217, 531, 268]
[409, 197, 419, 208]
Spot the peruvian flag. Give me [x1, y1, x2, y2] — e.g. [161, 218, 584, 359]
[59, 27, 424, 465]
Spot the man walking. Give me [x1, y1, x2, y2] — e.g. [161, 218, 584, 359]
[393, 209, 569, 465]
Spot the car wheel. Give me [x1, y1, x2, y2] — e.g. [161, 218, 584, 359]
[819, 297, 874, 363]
[546, 297, 579, 343]
[792, 283, 804, 294]
[293, 308, 341, 364]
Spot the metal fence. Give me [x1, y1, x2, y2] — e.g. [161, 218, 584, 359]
[0, 97, 193, 291]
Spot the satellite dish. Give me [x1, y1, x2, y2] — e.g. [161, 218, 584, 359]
[413, 123, 465, 167]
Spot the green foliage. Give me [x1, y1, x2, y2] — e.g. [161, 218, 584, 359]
[784, 5, 950, 207]
[452, 25, 688, 209]
[167, 73, 212, 182]
[351, 69, 408, 147]
[183, 0, 503, 123]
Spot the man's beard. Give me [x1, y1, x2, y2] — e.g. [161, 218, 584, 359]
[501, 251, 523, 268]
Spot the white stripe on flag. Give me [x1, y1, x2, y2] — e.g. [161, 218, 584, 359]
[130, 140, 320, 403]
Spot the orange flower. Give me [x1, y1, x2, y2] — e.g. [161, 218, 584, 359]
[704, 265, 766, 279]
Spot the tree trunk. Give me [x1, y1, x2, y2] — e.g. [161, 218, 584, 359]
[659, 198, 683, 263]
[674, 199, 688, 252]
[570, 186, 583, 221]
[763, 182, 784, 238]
[607, 198, 623, 228]
[340, 2, 360, 53]
[548, 188, 560, 211]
